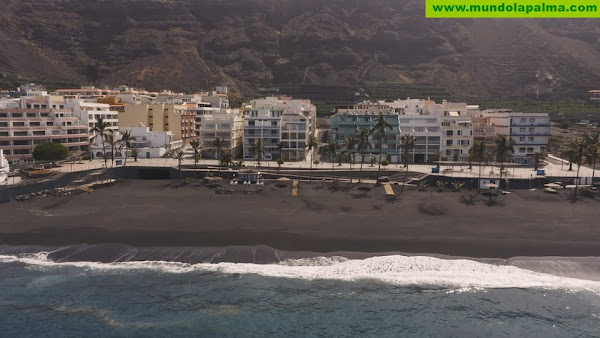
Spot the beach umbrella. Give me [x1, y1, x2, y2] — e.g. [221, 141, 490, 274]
[277, 177, 291, 181]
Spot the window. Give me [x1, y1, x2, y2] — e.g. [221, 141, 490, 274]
[271, 121, 278, 127]
[446, 140, 453, 146]
[446, 130, 454, 136]
[445, 150, 451, 155]
[27, 113, 36, 118]
[519, 147, 526, 153]
[281, 132, 289, 139]
[529, 118, 535, 123]
[528, 137, 534, 141]
[248, 121, 255, 126]
[520, 118, 526, 123]
[13, 122, 25, 127]
[46, 122, 53, 126]
[520, 128, 526, 132]
[30, 122, 40, 126]
[527, 147, 534, 152]
[529, 128, 534, 132]
[520, 137, 525, 141]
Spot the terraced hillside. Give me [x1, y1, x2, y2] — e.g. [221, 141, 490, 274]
[1, 0, 600, 100]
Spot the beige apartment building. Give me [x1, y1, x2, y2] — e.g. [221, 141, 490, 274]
[119, 104, 196, 146]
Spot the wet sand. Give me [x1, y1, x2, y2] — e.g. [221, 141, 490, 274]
[1, 179, 599, 258]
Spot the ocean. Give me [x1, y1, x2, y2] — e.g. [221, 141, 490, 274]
[1, 249, 600, 337]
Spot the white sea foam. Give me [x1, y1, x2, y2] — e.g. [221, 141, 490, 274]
[2, 253, 600, 292]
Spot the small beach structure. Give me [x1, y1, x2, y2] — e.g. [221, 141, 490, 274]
[238, 169, 261, 184]
[292, 180, 299, 196]
[382, 183, 395, 196]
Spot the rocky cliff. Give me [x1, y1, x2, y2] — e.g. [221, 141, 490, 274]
[1, 0, 600, 100]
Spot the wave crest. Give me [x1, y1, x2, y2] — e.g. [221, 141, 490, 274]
[2, 253, 600, 292]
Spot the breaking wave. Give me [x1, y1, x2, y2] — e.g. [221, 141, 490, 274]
[2, 251, 600, 293]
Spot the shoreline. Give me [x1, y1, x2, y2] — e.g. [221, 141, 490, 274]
[1, 179, 599, 260]
[2, 243, 600, 282]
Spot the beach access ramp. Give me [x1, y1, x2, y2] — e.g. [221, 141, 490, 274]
[382, 183, 395, 196]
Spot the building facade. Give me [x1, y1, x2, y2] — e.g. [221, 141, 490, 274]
[243, 97, 316, 161]
[482, 111, 550, 164]
[199, 110, 244, 158]
[119, 104, 196, 146]
[0, 108, 88, 162]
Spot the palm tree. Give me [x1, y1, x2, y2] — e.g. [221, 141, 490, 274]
[371, 113, 393, 178]
[305, 134, 319, 182]
[356, 127, 372, 184]
[530, 152, 546, 171]
[343, 136, 357, 183]
[119, 129, 135, 168]
[221, 149, 233, 168]
[250, 138, 265, 166]
[90, 117, 111, 169]
[131, 148, 139, 162]
[276, 141, 285, 162]
[190, 140, 201, 178]
[493, 134, 515, 196]
[568, 138, 588, 197]
[400, 135, 416, 193]
[103, 132, 120, 167]
[468, 140, 488, 193]
[584, 133, 600, 183]
[172, 149, 185, 179]
[212, 137, 225, 174]
[323, 141, 338, 181]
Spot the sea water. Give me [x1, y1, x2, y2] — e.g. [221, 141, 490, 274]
[1, 253, 599, 337]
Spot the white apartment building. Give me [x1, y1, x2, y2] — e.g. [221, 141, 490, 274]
[0, 94, 89, 162]
[199, 109, 244, 158]
[243, 107, 282, 161]
[243, 97, 316, 161]
[439, 112, 473, 161]
[90, 126, 182, 159]
[68, 101, 118, 139]
[482, 110, 550, 164]
[386, 99, 441, 163]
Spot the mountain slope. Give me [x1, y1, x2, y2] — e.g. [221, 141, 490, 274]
[1, 0, 600, 100]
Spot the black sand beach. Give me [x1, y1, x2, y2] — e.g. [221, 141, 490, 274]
[1, 179, 599, 259]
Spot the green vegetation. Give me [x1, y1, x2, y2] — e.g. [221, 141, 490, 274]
[365, 82, 451, 102]
[474, 100, 600, 121]
[32, 142, 69, 166]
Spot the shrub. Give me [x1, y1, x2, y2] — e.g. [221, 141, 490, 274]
[452, 181, 465, 192]
[313, 160, 320, 166]
[32, 142, 69, 165]
[380, 159, 390, 166]
[436, 180, 446, 192]
[370, 158, 376, 167]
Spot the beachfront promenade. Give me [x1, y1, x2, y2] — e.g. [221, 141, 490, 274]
[36, 153, 597, 182]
